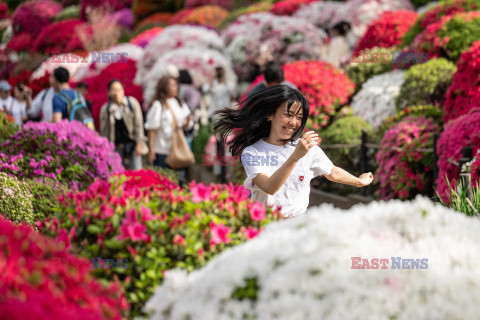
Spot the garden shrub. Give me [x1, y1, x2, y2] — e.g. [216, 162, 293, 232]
[320, 116, 373, 170]
[54, 5, 81, 21]
[0, 110, 18, 143]
[0, 172, 34, 224]
[11, 0, 61, 36]
[0, 120, 123, 189]
[179, 5, 228, 28]
[32, 19, 85, 55]
[395, 58, 456, 109]
[411, 0, 438, 8]
[0, 216, 128, 319]
[24, 178, 69, 223]
[346, 47, 394, 93]
[41, 170, 281, 317]
[144, 197, 480, 319]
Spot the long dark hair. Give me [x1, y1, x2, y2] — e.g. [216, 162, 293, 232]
[150, 75, 182, 108]
[214, 85, 309, 157]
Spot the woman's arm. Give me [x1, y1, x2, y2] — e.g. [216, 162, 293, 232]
[324, 166, 373, 187]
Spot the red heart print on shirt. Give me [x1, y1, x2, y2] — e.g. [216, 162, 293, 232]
[299, 176, 304, 181]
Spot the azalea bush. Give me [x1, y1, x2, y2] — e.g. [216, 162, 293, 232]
[396, 58, 457, 109]
[168, 8, 194, 25]
[346, 47, 394, 92]
[377, 105, 443, 138]
[129, 26, 163, 48]
[352, 70, 405, 129]
[0, 172, 34, 224]
[219, 2, 273, 30]
[0, 110, 18, 143]
[376, 116, 439, 200]
[185, 0, 233, 10]
[42, 170, 281, 317]
[145, 197, 480, 319]
[270, 0, 316, 16]
[409, 11, 480, 63]
[136, 25, 224, 87]
[142, 48, 236, 105]
[223, 12, 327, 80]
[436, 109, 480, 201]
[11, 0, 61, 36]
[320, 116, 373, 170]
[0, 216, 128, 319]
[82, 59, 143, 127]
[0, 121, 123, 188]
[31, 19, 85, 55]
[353, 11, 418, 57]
[402, 0, 480, 47]
[443, 39, 480, 123]
[293, 1, 345, 29]
[178, 5, 228, 29]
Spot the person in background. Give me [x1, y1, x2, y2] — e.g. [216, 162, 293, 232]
[247, 44, 274, 82]
[99, 79, 146, 170]
[178, 69, 201, 149]
[6, 82, 32, 126]
[145, 75, 193, 185]
[27, 76, 56, 122]
[325, 21, 352, 69]
[0, 80, 13, 114]
[247, 63, 297, 98]
[51, 67, 87, 122]
[75, 82, 92, 112]
[206, 66, 235, 122]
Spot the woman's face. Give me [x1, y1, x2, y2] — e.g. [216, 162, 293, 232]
[166, 78, 179, 98]
[13, 86, 23, 100]
[109, 82, 125, 103]
[269, 101, 304, 142]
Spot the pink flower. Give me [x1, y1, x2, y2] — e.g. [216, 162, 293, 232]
[240, 226, 260, 239]
[140, 206, 155, 222]
[100, 204, 114, 219]
[189, 181, 212, 203]
[118, 221, 149, 242]
[209, 222, 231, 246]
[56, 229, 71, 250]
[198, 247, 205, 258]
[125, 208, 137, 223]
[173, 234, 186, 246]
[249, 201, 266, 221]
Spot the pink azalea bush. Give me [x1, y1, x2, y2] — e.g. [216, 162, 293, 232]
[376, 116, 440, 200]
[443, 40, 480, 123]
[270, 0, 317, 16]
[0, 2, 8, 20]
[0, 216, 128, 319]
[0, 120, 123, 189]
[11, 0, 62, 36]
[436, 108, 480, 201]
[32, 19, 85, 55]
[41, 170, 281, 317]
[353, 11, 418, 57]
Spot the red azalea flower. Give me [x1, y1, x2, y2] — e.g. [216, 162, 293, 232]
[209, 221, 231, 245]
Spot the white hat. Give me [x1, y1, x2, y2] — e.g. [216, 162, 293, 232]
[0, 80, 11, 92]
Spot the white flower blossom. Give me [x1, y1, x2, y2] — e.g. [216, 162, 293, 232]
[145, 197, 480, 320]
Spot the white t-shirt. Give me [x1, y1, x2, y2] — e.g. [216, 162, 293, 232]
[0, 96, 14, 113]
[241, 138, 333, 218]
[1, 98, 26, 126]
[144, 98, 193, 155]
[29, 87, 55, 122]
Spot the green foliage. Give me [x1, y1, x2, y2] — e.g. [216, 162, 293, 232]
[232, 277, 259, 301]
[440, 180, 480, 217]
[396, 58, 456, 109]
[192, 123, 211, 164]
[54, 5, 80, 21]
[0, 111, 18, 143]
[42, 172, 281, 317]
[23, 178, 68, 222]
[320, 116, 373, 169]
[411, 0, 438, 8]
[438, 15, 480, 62]
[220, 1, 273, 30]
[346, 47, 394, 93]
[377, 105, 443, 138]
[0, 172, 34, 225]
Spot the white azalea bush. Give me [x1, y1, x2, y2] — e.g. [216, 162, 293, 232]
[352, 70, 405, 129]
[136, 25, 225, 87]
[293, 1, 347, 29]
[145, 197, 480, 320]
[143, 48, 236, 105]
[222, 12, 327, 80]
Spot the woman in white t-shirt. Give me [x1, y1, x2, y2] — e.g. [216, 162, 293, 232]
[214, 85, 373, 218]
[145, 76, 193, 182]
[7, 82, 32, 126]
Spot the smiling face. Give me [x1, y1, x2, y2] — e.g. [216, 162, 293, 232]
[267, 100, 304, 144]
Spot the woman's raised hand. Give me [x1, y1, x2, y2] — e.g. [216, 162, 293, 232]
[291, 131, 321, 162]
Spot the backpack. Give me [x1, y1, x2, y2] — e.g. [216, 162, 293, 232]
[56, 90, 95, 130]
